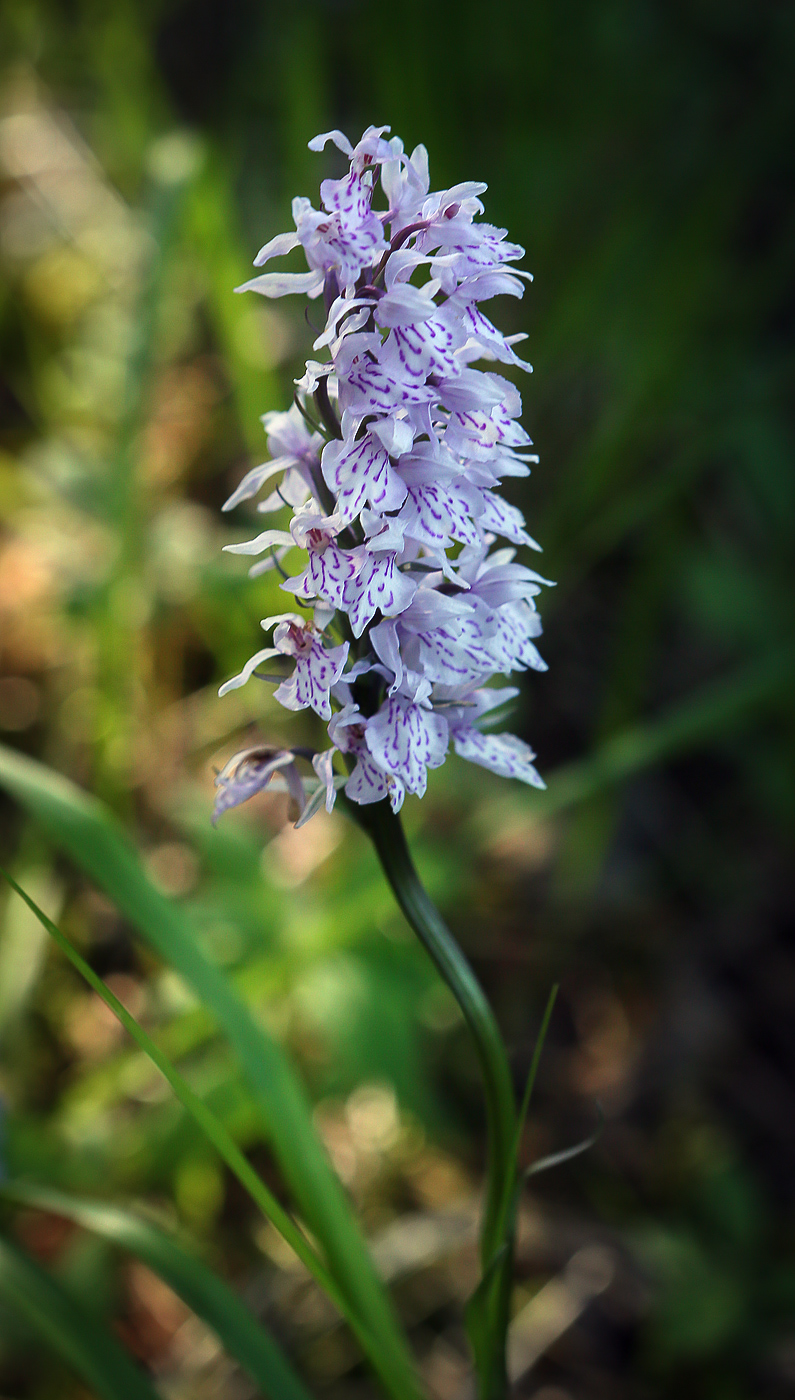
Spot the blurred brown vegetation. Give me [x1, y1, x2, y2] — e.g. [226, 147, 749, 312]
[0, 1, 794, 1397]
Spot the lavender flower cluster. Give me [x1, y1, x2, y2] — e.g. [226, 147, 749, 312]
[215, 126, 551, 826]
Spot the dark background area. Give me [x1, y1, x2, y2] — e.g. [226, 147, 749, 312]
[0, 1, 793, 1397]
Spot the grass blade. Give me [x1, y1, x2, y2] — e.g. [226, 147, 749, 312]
[0, 1231, 161, 1400]
[463, 986, 559, 1399]
[0, 869, 410, 1400]
[0, 1181, 312, 1400]
[515, 986, 559, 1152]
[0, 744, 417, 1396]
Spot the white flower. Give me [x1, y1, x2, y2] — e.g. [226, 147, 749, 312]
[270, 618, 349, 722]
[212, 747, 307, 824]
[365, 695, 449, 798]
[218, 126, 551, 823]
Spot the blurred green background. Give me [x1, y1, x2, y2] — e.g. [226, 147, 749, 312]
[0, 0, 793, 1396]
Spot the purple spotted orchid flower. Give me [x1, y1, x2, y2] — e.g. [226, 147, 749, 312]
[216, 124, 550, 823]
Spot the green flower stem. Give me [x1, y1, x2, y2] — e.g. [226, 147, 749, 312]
[354, 801, 518, 1269]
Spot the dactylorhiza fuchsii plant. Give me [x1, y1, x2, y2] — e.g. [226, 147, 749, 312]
[217, 125, 558, 1400]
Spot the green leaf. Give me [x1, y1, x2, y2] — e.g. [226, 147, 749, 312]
[463, 987, 558, 1400]
[0, 867, 407, 1400]
[515, 987, 559, 1156]
[0, 1182, 312, 1400]
[464, 1243, 511, 1400]
[187, 156, 280, 454]
[0, 750, 419, 1400]
[0, 1231, 161, 1400]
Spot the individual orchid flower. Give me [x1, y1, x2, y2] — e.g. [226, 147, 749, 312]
[220, 612, 348, 723]
[212, 746, 307, 824]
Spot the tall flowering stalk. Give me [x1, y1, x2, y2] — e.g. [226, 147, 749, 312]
[218, 125, 551, 1400]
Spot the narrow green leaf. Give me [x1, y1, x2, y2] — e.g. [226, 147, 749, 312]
[0, 1182, 312, 1400]
[0, 869, 406, 1400]
[515, 986, 559, 1151]
[464, 986, 558, 1400]
[0, 1231, 161, 1400]
[0, 744, 418, 1399]
[477, 985, 559, 1326]
[464, 1243, 510, 1400]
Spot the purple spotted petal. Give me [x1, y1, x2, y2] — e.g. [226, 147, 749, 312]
[364, 696, 448, 797]
[335, 335, 437, 416]
[399, 481, 480, 550]
[452, 728, 545, 788]
[282, 540, 360, 607]
[345, 748, 390, 805]
[274, 636, 349, 720]
[381, 314, 462, 383]
[343, 554, 417, 637]
[321, 435, 408, 525]
[477, 490, 538, 548]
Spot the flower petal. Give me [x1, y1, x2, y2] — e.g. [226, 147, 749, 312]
[235, 270, 324, 299]
[452, 728, 545, 787]
[365, 696, 448, 796]
[218, 648, 279, 696]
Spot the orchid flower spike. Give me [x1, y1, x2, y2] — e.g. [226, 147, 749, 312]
[218, 125, 551, 824]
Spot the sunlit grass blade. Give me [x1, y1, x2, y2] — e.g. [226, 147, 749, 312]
[0, 868, 412, 1400]
[0, 1231, 161, 1400]
[0, 745, 418, 1394]
[0, 1182, 311, 1400]
[0, 870, 331, 1282]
